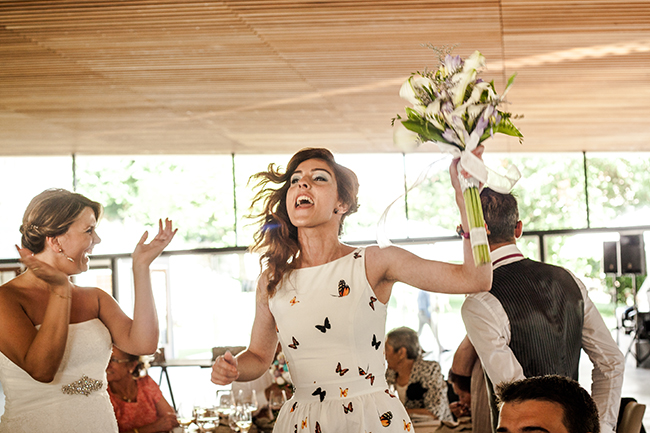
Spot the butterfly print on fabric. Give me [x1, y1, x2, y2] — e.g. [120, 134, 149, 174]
[294, 425, 297, 433]
[333, 279, 350, 297]
[371, 334, 381, 350]
[340, 387, 348, 397]
[385, 388, 397, 398]
[343, 402, 353, 414]
[288, 336, 299, 349]
[354, 251, 362, 259]
[369, 296, 377, 311]
[315, 317, 331, 333]
[290, 401, 298, 412]
[312, 387, 326, 402]
[336, 362, 349, 376]
[301, 418, 308, 429]
[380, 411, 393, 427]
[358, 366, 375, 385]
[315, 422, 322, 433]
[290, 296, 299, 306]
[403, 420, 412, 431]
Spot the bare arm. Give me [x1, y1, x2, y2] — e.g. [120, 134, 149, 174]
[366, 151, 491, 302]
[100, 219, 176, 355]
[212, 273, 278, 385]
[451, 335, 479, 377]
[0, 248, 73, 382]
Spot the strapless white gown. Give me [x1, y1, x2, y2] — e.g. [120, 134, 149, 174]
[0, 318, 118, 432]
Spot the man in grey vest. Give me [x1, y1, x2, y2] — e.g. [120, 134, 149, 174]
[461, 188, 624, 433]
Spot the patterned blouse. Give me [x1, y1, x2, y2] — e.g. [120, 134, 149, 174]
[108, 375, 162, 432]
[385, 357, 453, 421]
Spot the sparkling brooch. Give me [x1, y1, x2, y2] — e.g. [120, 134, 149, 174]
[61, 374, 103, 396]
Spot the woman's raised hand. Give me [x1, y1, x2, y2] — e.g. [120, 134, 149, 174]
[132, 218, 177, 268]
[211, 350, 240, 385]
[16, 245, 69, 288]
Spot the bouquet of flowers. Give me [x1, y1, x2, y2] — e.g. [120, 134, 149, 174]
[393, 47, 523, 266]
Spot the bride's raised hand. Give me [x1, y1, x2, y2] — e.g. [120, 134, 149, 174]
[132, 218, 177, 268]
[16, 245, 69, 287]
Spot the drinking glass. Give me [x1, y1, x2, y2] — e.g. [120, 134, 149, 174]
[196, 406, 220, 432]
[235, 388, 258, 414]
[268, 388, 287, 420]
[231, 406, 253, 433]
[216, 390, 235, 419]
[176, 404, 195, 432]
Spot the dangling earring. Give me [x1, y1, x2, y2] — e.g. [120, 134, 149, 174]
[59, 248, 75, 263]
[333, 209, 339, 214]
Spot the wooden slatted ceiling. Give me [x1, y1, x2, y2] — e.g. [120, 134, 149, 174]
[0, 1, 649, 156]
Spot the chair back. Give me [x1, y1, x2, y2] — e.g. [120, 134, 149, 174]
[617, 401, 646, 433]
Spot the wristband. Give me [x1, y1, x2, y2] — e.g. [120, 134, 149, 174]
[456, 225, 470, 239]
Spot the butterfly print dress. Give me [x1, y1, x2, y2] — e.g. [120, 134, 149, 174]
[269, 247, 411, 432]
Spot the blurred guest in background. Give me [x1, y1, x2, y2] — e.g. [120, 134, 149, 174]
[385, 326, 453, 421]
[448, 335, 490, 432]
[107, 346, 179, 433]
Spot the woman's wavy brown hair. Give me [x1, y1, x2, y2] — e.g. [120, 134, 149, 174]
[249, 148, 359, 296]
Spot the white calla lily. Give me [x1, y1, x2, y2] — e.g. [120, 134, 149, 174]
[393, 122, 420, 152]
[399, 75, 435, 106]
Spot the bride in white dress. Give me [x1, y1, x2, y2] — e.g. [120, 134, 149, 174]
[0, 189, 176, 432]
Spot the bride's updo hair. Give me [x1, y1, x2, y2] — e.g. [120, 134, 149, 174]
[20, 189, 103, 254]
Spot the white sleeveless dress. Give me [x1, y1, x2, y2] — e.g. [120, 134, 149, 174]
[269, 247, 412, 432]
[0, 318, 118, 432]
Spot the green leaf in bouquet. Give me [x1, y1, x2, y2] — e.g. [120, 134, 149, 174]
[480, 117, 523, 143]
[401, 119, 446, 144]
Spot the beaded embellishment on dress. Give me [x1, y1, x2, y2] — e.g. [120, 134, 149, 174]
[61, 374, 103, 396]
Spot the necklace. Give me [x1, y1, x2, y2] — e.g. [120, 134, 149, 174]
[111, 381, 137, 403]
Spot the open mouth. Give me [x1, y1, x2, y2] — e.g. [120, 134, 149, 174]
[295, 195, 314, 208]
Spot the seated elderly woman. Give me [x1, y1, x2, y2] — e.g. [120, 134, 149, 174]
[385, 326, 453, 421]
[107, 346, 179, 433]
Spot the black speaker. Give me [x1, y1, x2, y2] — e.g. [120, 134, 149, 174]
[620, 234, 646, 275]
[603, 241, 619, 274]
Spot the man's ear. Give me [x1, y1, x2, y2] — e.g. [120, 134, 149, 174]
[398, 347, 408, 359]
[514, 220, 523, 239]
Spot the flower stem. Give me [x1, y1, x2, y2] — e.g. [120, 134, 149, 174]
[462, 186, 491, 267]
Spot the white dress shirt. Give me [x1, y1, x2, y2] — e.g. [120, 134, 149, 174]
[462, 244, 625, 433]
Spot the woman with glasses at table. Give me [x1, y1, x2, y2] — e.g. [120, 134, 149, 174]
[107, 346, 179, 433]
[0, 188, 176, 433]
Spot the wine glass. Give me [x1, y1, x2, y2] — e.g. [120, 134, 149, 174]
[176, 404, 195, 432]
[235, 389, 258, 414]
[196, 406, 220, 432]
[231, 406, 253, 433]
[268, 388, 287, 420]
[216, 390, 235, 419]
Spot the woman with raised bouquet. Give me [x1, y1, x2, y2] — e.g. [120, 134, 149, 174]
[211, 147, 490, 431]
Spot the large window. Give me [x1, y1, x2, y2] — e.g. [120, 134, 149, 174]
[1, 152, 649, 360]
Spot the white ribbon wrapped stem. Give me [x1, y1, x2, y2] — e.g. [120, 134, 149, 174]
[469, 227, 489, 249]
